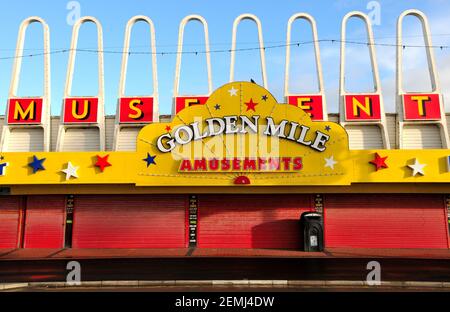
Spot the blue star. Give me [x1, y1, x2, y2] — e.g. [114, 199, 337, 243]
[29, 156, 46, 174]
[325, 126, 331, 132]
[0, 162, 8, 176]
[262, 95, 268, 101]
[214, 104, 221, 110]
[143, 153, 157, 167]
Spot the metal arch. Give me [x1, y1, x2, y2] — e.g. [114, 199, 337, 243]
[2, 16, 52, 153]
[118, 15, 159, 117]
[9, 17, 51, 101]
[229, 14, 268, 89]
[64, 16, 104, 99]
[396, 9, 449, 149]
[396, 9, 440, 95]
[173, 15, 213, 98]
[284, 13, 326, 112]
[340, 11, 381, 95]
[339, 11, 390, 150]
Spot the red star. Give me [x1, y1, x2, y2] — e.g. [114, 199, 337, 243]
[245, 98, 258, 112]
[95, 154, 112, 172]
[165, 126, 172, 132]
[370, 153, 388, 171]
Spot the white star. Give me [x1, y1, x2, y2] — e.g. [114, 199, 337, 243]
[62, 162, 79, 180]
[325, 156, 338, 170]
[408, 159, 426, 176]
[228, 86, 238, 97]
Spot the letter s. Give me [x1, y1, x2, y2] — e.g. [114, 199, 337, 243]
[128, 99, 144, 119]
[293, 157, 303, 171]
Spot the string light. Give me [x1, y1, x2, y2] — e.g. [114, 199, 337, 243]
[0, 39, 448, 61]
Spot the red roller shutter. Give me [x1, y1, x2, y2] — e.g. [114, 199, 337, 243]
[72, 195, 187, 248]
[0, 197, 23, 249]
[23, 196, 66, 248]
[198, 195, 312, 249]
[325, 194, 449, 249]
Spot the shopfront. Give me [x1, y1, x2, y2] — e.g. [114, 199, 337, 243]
[0, 82, 449, 250]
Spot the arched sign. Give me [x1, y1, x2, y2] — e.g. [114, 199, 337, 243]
[285, 13, 327, 121]
[137, 82, 352, 186]
[173, 15, 212, 115]
[117, 15, 159, 124]
[7, 17, 50, 126]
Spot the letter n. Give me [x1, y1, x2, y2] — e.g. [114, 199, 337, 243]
[353, 97, 372, 118]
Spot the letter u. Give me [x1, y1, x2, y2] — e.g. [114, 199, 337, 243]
[71, 99, 90, 120]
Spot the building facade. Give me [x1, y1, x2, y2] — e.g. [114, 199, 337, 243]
[0, 10, 449, 252]
[0, 81, 449, 251]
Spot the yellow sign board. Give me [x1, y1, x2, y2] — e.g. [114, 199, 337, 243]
[1, 82, 450, 189]
[136, 82, 352, 186]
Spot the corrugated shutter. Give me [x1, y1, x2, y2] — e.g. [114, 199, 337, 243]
[402, 124, 443, 149]
[116, 127, 141, 151]
[61, 128, 100, 151]
[50, 117, 59, 152]
[346, 125, 383, 150]
[105, 117, 115, 151]
[386, 114, 397, 149]
[23, 196, 66, 248]
[198, 195, 312, 249]
[325, 194, 448, 249]
[72, 195, 187, 248]
[6, 128, 44, 152]
[446, 114, 450, 140]
[0, 117, 4, 140]
[0, 197, 23, 248]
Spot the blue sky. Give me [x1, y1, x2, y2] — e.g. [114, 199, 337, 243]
[0, 0, 449, 116]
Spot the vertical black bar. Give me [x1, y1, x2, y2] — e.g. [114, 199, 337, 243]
[18, 196, 27, 249]
[446, 195, 450, 234]
[64, 195, 74, 248]
[189, 195, 198, 248]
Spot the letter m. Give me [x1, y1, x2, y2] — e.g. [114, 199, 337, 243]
[264, 118, 288, 138]
[14, 100, 35, 120]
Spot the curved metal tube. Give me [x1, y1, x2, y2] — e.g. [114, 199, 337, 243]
[229, 14, 267, 88]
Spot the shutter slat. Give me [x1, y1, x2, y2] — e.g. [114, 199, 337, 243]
[7, 128, 44, 152]
[23, 196, 65, 248]
[198, 195, 312, 249]
[386, 115, 397, 149]
[62, 128, 100, 151]
[105, 117, 115, 151]
[346, 125, 383, 150]
[325, 194, 448, 249]
[116, 127, 141, 151]
[50, 117, 59, 152]
[0, 197, 21, 248]
[403, 124, 442, 149]
[72, 195, 187, 248]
